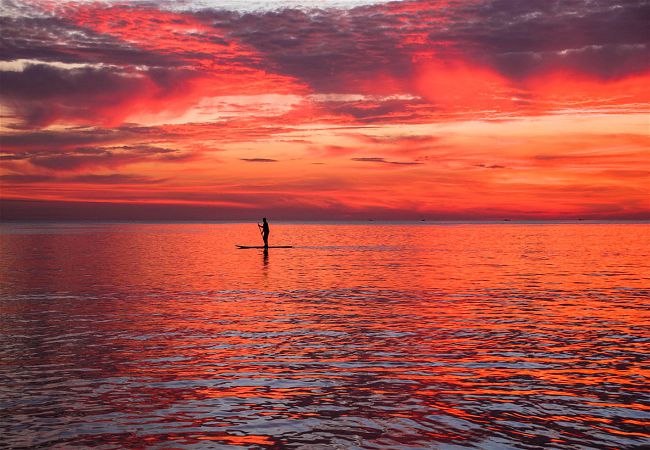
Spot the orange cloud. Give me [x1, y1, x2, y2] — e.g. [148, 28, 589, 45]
[413, 59, 514, 110]
[2, 1, 648, 220]
[525, 70, 650, 112]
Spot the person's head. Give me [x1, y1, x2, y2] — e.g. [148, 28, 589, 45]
[262, 217, 267, 223]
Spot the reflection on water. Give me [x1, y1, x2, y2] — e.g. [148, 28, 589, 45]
[1, 223, 649, 449]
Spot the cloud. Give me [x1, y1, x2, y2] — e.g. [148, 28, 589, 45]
[346, 133, 443, 155]
[0, 15, 185, 67]
[1, 1, 648, 221]
[351, 157, 422, 166]
[211, 7, 413, 95]
[1, 4, 306, 128]
[0, 173, 164, 184]
[160, 0, 398, 13]
[3, 1, 647, 129]
[4, 145, 195, 171]
[0, 174, 52, 183]
[66, 174, 165, 184]
[349, 134, 439, 145]
[423, 0, 650, 79]
[63, 3, 306, 91]
[325, 99, 421, 123]
[475, 164, 507, 169]
[240, 158, 278, 162]
[213, 0, 649, 91]
[0, 127, 151, 152]
[0, 63, 203, 127]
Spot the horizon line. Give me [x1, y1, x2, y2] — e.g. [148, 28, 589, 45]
[2, 219, 649, 225]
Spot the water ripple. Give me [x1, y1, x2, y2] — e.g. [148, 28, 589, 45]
[1, 223, 649, 448]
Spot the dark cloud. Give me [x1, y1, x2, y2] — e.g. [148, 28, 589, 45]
[0, 174, 52, 183]
[351, 157, 423, 166]
[352, 157, 389, 163]
[327, 100, 421, 123]
[3, 1, 645, 130]
[66, 174, 164, 184]
[30, 153, 124, 170]
[0, 173, 163, 184]
[0, 15, 184, 67]
[240, 158, 278, 162]
[208, 8, 413, 93]
[0, 64, 179, 101]
[425, 0, 650, 78]
[4, 145, 193, 171]
[205, 0, 649, 93]
[0, 64, 199, 127]
[112, 145, 177, 155]
[475, 164, 507, 169]
[0, 126, 163, 152]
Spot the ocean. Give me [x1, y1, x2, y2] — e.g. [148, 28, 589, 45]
[1, 222, 648, 449]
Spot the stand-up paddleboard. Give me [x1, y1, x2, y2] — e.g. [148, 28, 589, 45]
[236, 245, 293, 249]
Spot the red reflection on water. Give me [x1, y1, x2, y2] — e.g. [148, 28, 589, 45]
[0, 223, 649, 448]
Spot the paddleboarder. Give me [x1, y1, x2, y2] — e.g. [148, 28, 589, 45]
[258, 218, 270, 248]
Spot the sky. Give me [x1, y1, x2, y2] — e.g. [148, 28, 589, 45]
[1, 0, 649, 221]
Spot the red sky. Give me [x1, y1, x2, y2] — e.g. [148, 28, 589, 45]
[1, 0, 649, 220]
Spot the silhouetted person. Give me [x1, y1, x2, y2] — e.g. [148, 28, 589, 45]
[258, 218, 269, 248]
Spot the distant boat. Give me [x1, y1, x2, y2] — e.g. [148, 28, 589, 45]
[503, 218, 512, 221]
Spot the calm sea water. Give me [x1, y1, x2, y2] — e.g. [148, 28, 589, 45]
[1, 222, 649, 449]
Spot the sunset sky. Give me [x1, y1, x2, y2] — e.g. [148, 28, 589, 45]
[1, 0, 648, 220]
